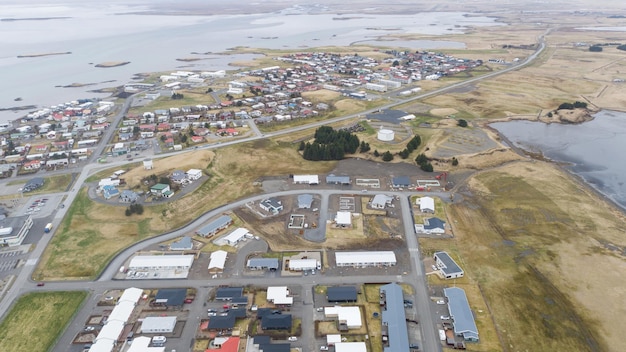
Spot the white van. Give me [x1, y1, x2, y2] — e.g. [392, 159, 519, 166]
[152, 336, 167, 345]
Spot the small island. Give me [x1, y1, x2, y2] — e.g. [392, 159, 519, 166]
[94, 61, 130, 68]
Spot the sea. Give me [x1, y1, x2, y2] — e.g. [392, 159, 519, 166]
[491, 110, 626, 211]
[0, 1, 502, 124]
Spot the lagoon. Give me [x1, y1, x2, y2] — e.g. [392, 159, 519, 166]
[491, 110, 626, 210]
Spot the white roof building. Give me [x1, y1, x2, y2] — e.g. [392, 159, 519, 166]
[140, 316, 177, 333]
[288, 258, 319, 271]
[267, 286, 293, 305]
[293, 174, 319, 184]
[327, 334, 342, 346]
[128, 255, 194, 270]
[335, 251, 397, 267]
[335, 342, 367, 352]
[127, 336, 165, 352]
[94, 320, 124, 344]
[418, 196, 435, 213]
[335, 211, 352, 226]
[186, 168, 203, 180]
[107, 301, 135, 323]
[224, 227, 249, 245]
[371, 194, 394, 209]
[119, 287, 143, 304]
[324, 306, 362, 329]
[208, 250, 228, 272]
[88, 340, 115, 352]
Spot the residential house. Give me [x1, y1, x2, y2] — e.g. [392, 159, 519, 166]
[415, 217, 446, 234]
[260, 198, 283, 214]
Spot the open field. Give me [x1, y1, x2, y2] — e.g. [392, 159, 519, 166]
[5, 173, 74, 196]
[0, 291, 87, 352]
[448, 160, 626, 351]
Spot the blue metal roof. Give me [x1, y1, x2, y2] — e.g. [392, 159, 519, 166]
[424, 217, 445, 230]
[444, 287, 479, 341]
[170, 236, 193, 250]
[196, 215, 232, 237]
[392, 176, 410, 186]
[380, 283, 410, 352]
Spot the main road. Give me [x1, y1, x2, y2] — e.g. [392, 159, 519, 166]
[0, 36, 548, 351]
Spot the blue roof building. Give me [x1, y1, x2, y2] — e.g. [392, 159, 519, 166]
[391, 176, 410, 188]
[196, 215, 233, 237]
[170, 236, 193, 251]
[380, 283, 410, 352]
[444, 287, 479, 342]
[102, 185, 120, 200]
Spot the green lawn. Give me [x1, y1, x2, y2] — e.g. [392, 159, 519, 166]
[0, 291, 87, 352]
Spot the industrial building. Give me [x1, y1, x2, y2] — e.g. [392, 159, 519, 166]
[0, 215, 33, 247]
[380, 283, 410, 352]
[140, 316, 177, 333]
[444, 287, 479, 341]
[335, 251, 397, 267]
[196, 215, 233, 237]
[434, 251, 464, 279]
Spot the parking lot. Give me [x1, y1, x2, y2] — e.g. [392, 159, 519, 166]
[19, 194, 64, 219]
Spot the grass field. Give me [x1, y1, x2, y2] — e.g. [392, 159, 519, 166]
[0, 291, 87, 352]
[5, 173, 74, 196]
[446, 160, 625, 351]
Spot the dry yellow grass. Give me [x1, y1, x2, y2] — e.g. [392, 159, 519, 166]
[122, 150, 214, 187]
[447, 160, 625, 351]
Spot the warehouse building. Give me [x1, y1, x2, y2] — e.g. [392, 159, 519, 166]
[140, 316, 177, 334]
[434, 251, 464, 279]
[335, 251, 397, 267]
[196, 214, 233, 237]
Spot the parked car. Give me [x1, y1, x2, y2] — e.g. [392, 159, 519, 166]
[431, 265, 438, 271]
[441, 315, 451, 320]
[37, 282, 45, 287]
[436, 300, 445, 305]
[320, 346, 329, 351]
[288, 336, 298, 342]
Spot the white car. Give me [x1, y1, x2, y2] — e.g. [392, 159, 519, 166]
[431, 265, 438, 271]
[441, 315, 451, 320]
[436, 300, 445, 305]
[320, 346, 329, 351]
[288, 336, 298, 342]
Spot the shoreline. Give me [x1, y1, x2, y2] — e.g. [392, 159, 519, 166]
[487, 116, 626, 217]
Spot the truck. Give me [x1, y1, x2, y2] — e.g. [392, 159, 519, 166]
[44, 223, 53, 233]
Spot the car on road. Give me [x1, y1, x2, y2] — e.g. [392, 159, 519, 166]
[441, 315, 451, 320]
[84, 326, 95, 332]
[208, 312, 217, 317]
[288, 336, 298, 342]
[37, 282, 45, 287]
[320, 346, 329, 351]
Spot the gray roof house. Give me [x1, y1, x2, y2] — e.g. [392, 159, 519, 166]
[170, 236, 193, 251]
[327, 286, 358, 302]
[444, 287, 479, 341]
[297, 194, 313, 209]
[23, 177, 45, 192]
[434, 251, 464, 279]
[380, 283, 410, 352]
[260, 197, 283, 214]
[170, 170, 186, 183]
[119, 190, 140, 203]
[196, 215, 233, 237]
[391, 176, 410, 188]
[247, 258, 279, 271]
[326, 174, 351, 185]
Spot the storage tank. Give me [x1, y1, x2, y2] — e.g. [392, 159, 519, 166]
[377, 128, 395, 142]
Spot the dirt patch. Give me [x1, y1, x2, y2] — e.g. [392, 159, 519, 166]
[429, 108, 459, 117]
[122, 150, 214, 187]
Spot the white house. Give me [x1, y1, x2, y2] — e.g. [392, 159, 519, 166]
[417, 196, 435, 213]
[371, 194, 394, 209]
[414, 217, 446, 234]
[324, 306, 362, 330]
[186, 169, 202, 181]
[335, 211, 352, 227]
[267, 286, 293, 306]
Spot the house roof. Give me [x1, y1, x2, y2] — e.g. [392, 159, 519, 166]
[335, 342, 367, 352]
[224, 227, 249, 244]
[208, 314, 235, 329]
[392, 176, 410, 186]
[215, 287, 243, 300]
[171, 170, 186, 180]
[297, 194, 313, 208]
[418, 196, 435, 210]
[371, 194, 393, 208]
[424, 217, 445, 230]
[209, 250, 228, 270]
[261, 314, 292, 330]
[247, 258, 279, 270]
[170, 236, 193, 250]
[213, 336, 240, 352]
[335, 251, 396, 266]
[196, 215, 232, 236]
[267, 286, 293, 305]
[261, 197, 282, 210]
[380, 283, 410, 352]
[258, 343, 291, 352]
[140, 316, 177, 332]
[335, 211, 351, 225]
[327, 286, 358, 302]
[151, 183, 169, 191]
[155, 288, 187, 306]
[326, 174, 351, 184]
[434, 251, 463, 276]
[444, 287, 479, 340]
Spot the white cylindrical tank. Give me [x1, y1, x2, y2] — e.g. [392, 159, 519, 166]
[377, 129, 395, 141]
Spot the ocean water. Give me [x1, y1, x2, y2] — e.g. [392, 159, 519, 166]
[491, 110, 626, 211]
[0, 2, 502, 123]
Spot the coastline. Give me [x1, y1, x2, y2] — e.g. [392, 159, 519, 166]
[486, 114, 626, 216]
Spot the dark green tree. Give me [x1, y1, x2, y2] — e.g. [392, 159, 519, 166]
[457, 119, 468, 127]
[452, 157, 459, 166]
[382, 151, 394, 162]
[420, 162, 434, 172]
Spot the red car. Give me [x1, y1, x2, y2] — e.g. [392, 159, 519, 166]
[36, 282, 45, 287]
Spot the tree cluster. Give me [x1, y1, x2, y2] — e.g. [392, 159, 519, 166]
[398, 135, 421, 159]
[301, 126, 360, 161]
[171, 92, 184, 100]
[558, 101, 587, 110]
[125, 203, 144, 216]
[589, 45, 603, 52]
[457, 119, 468, 127]
[617, 44, 626, 51]
[415, 153, 433, 172]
